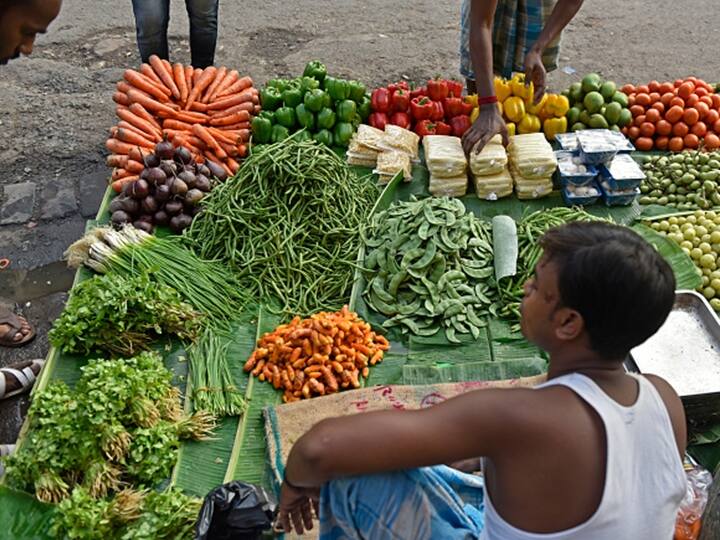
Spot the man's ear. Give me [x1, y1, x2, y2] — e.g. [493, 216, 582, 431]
[554, 307, 584, 341]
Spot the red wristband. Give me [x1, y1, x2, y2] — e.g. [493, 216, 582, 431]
[478, 95, 499, 105]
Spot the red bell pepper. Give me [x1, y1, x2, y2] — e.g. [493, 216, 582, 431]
[415, 120, 437, 137]
[410, 96, 434, 120]
[427, 78, 449, 101]
[368, 112, 389, 130]
[443, 97, 464, 118]
[449, 115, 471, 137]
[371, 88, 390, 113]
[460, 96, 475, 116]
[388, 81, 409, 94]
[391, 89, 410, 113]
[447, 79, 464, 98]
[410, 86, 427, 99]
[435, 121, 452, 135]
[430, 100, 444, 121]
[390, 111, 411, 129]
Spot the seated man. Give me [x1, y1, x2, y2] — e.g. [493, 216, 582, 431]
[278, 222, 686, 539]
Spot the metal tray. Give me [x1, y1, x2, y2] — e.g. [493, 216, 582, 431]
[628, 290, 720, 428]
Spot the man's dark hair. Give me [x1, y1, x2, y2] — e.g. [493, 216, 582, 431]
[539, 221, 676, 359]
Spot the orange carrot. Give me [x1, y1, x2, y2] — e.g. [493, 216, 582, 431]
[185, 66, 217, 110]
[189, 102, 209, 112]
[140, 63, 165, 88]
[218, 141, 239, 157]
[184, 65, 194, 94]
[113, 92, 130, 106]
[128, 146, 153, 163]
[227, 157, 241, 174]
[173, 63, 189, 103]
[193, 123, 227, 159]
[207, 89, 256, 111]
[118, 120, 162, 143]
[208, 69, 238, 102]
[128, 103, 162, 131]
[106, 154, 128, 168]
[172, 110, 209, 123]
[125, 160, 145, 174]
[210, 110, 251, 127]
[184, 135, 206, 148]
[201, 66, 227, 104]
[237, 144, 248, 158]
[112, 176, 139, 193]
[112, 168, 131, 181]
[117, 108, 163, 138]
[149, 54, 180, 99]
[117, 81, 133, 94]
[216, 76, 253, 98]
[209, 101, 254, 118]
[116, 127, 156, 147]
[124, 69, 171, 101]
[208, 127, 237, 145]
[193, 68, 203, 87]
[127, 89, 177, 116]
[162, 119, 195, 131]
[217, 121, 252, 131]
[253, 104, 261, 115]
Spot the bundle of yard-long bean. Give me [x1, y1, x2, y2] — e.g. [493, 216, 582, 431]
[498, 207, 604, 322]
[65, 226, 249, 326]
[185, 138, 379, 315]
[188, 329, 246, 416]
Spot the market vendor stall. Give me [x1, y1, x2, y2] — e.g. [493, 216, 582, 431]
[1, 60, 719, 539]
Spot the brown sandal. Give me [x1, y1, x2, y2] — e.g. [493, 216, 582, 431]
[0, 306, 36, 348]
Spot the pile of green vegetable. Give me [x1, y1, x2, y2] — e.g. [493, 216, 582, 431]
[639, 151, 720, 209]
[186, 137, 379, 315]
[65, 225, 250, 327]
[361, 196, 497, 343]
[2, 352, 212, 538]
[49, 272, 202, 357]
[252, 60, 370, 147]
[497, 207, 604, 323]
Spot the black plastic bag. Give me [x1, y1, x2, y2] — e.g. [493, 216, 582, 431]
[195, 481, 277, 540]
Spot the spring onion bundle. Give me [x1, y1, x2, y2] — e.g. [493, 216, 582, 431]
[185, 138, 380, 315]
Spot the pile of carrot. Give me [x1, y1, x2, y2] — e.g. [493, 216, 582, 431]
[107, 55, 258, 186]
[243, 306, 390, 402]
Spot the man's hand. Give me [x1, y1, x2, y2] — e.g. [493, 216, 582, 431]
[462, 105, 509, 155]
[524, 48, 546, 104]
[277, 481, 320, 535]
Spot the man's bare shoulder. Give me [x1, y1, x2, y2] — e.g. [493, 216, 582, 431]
[642, 373, 687, 456]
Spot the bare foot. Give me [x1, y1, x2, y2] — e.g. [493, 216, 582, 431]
[0, 318, 32, 344]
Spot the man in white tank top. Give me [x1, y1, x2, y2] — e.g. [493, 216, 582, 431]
[277, 222, 688, 540]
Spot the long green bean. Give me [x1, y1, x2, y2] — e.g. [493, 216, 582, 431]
[185, 138, 379, 315]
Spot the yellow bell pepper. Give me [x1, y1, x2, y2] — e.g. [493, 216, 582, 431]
[470, 106, 480, 123]
[503, 96, 526, 123]
[518, 114, 541, 134]
[543, 116, 568, 140]
[543, 94, 570, 117]
[526, 93, 548, 117]
[494, 77, 512, 103]
[464, 94, 478, 108]
[510, 73, 534, 103]
[506, 122, 516, 137]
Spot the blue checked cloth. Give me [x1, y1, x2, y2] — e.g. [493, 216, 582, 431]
[319, 465, 485, 539]
[460, 0, 562, 80]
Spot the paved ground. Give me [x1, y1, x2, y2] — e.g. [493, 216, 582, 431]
[1, 0, 719, 441]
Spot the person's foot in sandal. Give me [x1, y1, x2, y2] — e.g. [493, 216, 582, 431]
[0, 359, 45, 400]
[0, 306, 36, 348]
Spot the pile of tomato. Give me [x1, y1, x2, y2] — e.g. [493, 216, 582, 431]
[621, 77, 720, 152]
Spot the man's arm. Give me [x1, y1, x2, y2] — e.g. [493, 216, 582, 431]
[524, 0, 584, 102]
[284, 387, 538, 488]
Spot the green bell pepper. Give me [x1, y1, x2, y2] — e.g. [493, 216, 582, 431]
[336, 100, 357, 123]
[333, 122, 354, 147]
[323, 91, 332, 109]
[326, 77, 351, 101]
[282, 86, 303, 108]
[317, 107, 336, 130]
[348, 80, 366, 103]
[259, 110, 275, 122]
[295, 104, 315, 130]
[351, 113, 362, 130]
[271, 124, 290, 143]
[266, 78, 290, 91]
[358, 96, 371, 121]
[304, 89, 327, 113]
[322, 75, 336, 92]
[260, 87, 283, 111]
[314, 129, 334, 147]
[251, 116, 273, 144]
[303, 60, 327, 82]
[275, 106, 296, 129]
[300, 76, 320, 93]
[294, 129, 313, 142]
